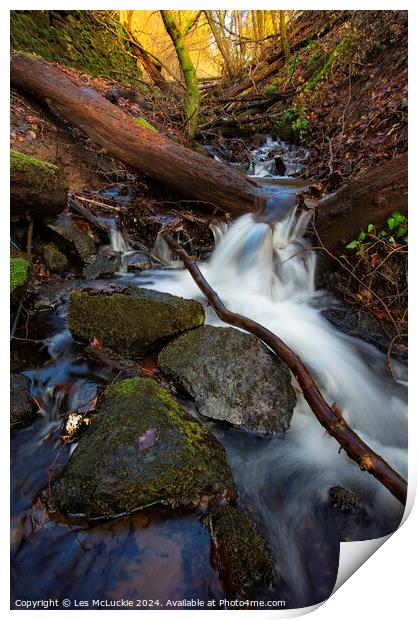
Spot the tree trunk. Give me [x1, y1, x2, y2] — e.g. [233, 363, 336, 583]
[160, 10, 201, 140]
[280, 11, 290, 58]
[11, 54, 264, 216]
[313, 153, 408, 255]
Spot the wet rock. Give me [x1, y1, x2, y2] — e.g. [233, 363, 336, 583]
[33, 280, 79, 310]
[82, 249, 121, 280]
[209, 505, 278, 596]
[158, 325, 296, 434]
[329, 486, 362, 514]
[321, 303, 407, 363]
[10, 373, 35, 428]
[52, 378, 236, 517]
[123, 251, 152, 271]
[43, 242, 68, 273]
[274, 156, 286, 176]
[68, 287, 205, 358]
[48, 214, 96, 264]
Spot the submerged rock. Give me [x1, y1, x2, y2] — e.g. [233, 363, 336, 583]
[10, 373, 35, 428]
[209, 505, 278, 596]
[43, 242, 68, 273]
[68, 286, 205, 358]
[158, 325, 296, 434]
[52, 378, 236, 517]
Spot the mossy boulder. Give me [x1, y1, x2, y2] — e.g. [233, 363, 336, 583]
[10, 257, 31, 302]
[10, 150, 68, 216]
[68, 287, 205, 357]
[43, 242, 68, 273]
[52, 378, 236, 517]
[10, 373, 35, 428]
[209, 505, 278, 596]
[158, 325, 296, 434]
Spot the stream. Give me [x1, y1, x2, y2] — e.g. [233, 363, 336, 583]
[11, 138, 407, 609]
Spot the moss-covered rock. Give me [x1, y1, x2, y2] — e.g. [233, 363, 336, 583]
[68, 287, 205, 358]
[10, 10, 140, 82]
[11, 149, 58, 177]
[10, 373, 35, 428]
[42, 243, 68, 273]
[52, 378, 236, 517]
[209, 505, 278, 596]
[11, 150, 68, 216]
[158, 325, 296, 434]
[10, 257, 31, 301]
[134, 117, 158, 133]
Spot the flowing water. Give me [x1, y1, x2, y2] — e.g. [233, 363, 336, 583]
[11, 139, 407, 609]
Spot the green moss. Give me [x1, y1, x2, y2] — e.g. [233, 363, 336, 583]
[10, 257, 30, 294]
[10, 10, 140, 82]
[209, 505, 278, 596]
[134, 117, 158, 133]
[10, 149, 58, 176]
[68, 287, 205, 358]
[304, 34, 353, 91]
[52, 378, 236, 517]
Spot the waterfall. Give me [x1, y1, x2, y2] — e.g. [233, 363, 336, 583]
[136, 207, 407, 605]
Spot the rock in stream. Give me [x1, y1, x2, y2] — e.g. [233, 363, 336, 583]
[52, 378, 236, 517]
[68, 286, 205, 357]
[10, 373, 35, 428]
[158, 325, 296, 434]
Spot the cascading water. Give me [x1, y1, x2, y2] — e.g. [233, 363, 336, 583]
[133, 207, 407, 606]
[11, 138, 407, 609]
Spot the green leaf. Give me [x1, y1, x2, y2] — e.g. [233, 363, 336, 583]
[346, 240, 358, 249]
[387, 217, 396, 230]
[379, 230, 387, 237]
[396, 225, 407, 238]
[358, 231, 366, 241]
[367, 224, 375, 233]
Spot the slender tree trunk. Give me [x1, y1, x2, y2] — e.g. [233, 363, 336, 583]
[160, 10, 201, 140]
[280, 11, 290, 58]
[205, 11, 234, 78]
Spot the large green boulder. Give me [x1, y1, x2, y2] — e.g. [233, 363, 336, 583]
[68, 287, 205, 357]
[52, 378, 236, 517]
[158, 325, 296, 434]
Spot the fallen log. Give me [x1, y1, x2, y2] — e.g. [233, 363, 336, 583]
[314, 153, 408, 254]
[164, 234, 407, 506]
[10, 149, 68, 217]
[11, 54, 265, 216]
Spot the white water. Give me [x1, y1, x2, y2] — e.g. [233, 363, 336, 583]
[249, 135, 309, 177]
[131, 207, 407, 606]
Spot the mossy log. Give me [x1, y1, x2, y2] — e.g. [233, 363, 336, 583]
[313, 153, 408, 255]
[10, 149, 68, 217]
[11, 54, 265, 216]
